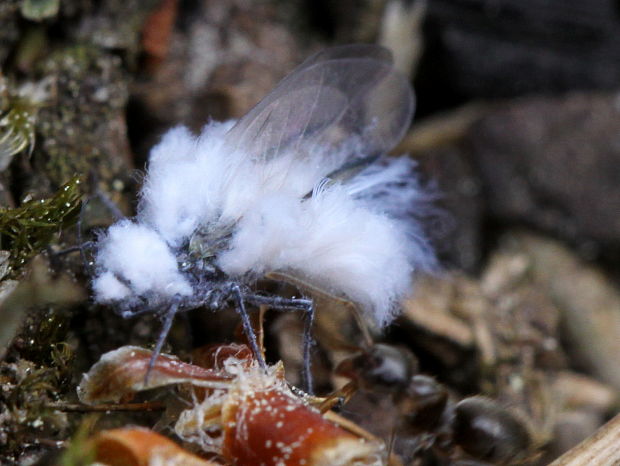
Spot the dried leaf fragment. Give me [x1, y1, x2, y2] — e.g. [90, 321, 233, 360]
[78, 346, 234, 405]
[507, 232, 620, 390]
[549, 412, 620, 466]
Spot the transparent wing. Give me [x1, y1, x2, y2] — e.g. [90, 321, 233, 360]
[224, 45, 414, 168]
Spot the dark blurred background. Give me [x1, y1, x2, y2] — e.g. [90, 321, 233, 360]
[1, 1, 619, 464]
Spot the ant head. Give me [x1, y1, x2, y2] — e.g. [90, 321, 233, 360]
[400, 374, 449, 430]
[336, 343, 418, 393]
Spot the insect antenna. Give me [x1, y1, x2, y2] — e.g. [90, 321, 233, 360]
[92, 186, 125, 222]
[87, 169, 127, 222]
[44, 198, 97, 281]
[76, 196, 94, 274]
[52, 176, 127, 272]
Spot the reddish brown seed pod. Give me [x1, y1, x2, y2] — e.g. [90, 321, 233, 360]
[176, 350, 385, 465]
[221, 385, 381, 465]
[80, 344, 385, 465]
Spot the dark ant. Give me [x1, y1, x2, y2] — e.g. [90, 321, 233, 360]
[335, 343, 533, 465]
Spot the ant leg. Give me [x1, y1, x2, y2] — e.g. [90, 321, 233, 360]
[232, 284, 267, 370]
[144, 297, 180, 385]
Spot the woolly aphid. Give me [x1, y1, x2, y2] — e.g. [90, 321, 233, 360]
[92, 44, 437, 391]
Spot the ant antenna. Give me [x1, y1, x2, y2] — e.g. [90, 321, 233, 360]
[232, 284, 267, 371]
[350, 306, 374, 351]
[144, 296, 181, 385]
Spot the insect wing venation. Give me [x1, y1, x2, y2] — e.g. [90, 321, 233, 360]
[224, 45, 414, 172]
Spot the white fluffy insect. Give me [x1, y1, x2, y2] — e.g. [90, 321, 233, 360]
[91, 44, 436, 389]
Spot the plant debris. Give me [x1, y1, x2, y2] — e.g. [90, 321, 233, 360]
[0, 175, 81, 277]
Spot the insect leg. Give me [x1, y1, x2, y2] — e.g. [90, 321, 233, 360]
[145, 296, 180, 385]
[244, 294, 313, 311]
[244, 294, 315, 394]
[118, 305, 158, 319]
[301, 299, 315, 394]
[231, 284, 267, 370]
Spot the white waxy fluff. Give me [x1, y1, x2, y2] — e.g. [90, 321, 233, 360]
[217, 187, 418, 326]
[92, 271, 131, 302]
[93, 122, 435, 325]
[92, 44, 437, 326]
[93, 220, 192, 302]
[138, 122, 344, 247]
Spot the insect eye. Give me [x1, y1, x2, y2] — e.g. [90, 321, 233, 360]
[363, 344, 418, 390]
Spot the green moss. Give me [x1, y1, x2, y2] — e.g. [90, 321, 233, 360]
[0, 97, 38, 170]
[0, 175, 82, 276]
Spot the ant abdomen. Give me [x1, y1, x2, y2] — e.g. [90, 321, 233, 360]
[336, 342, 535, 465]
[453, 396, 532, 465]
